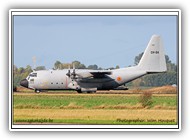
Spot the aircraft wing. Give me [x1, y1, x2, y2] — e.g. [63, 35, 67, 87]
[76, 70, 112, 79]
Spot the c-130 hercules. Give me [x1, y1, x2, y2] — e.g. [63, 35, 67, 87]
[20, 35, 167, 93]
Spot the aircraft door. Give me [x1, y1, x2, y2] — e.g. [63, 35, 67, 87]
[29, 78, 35, 85]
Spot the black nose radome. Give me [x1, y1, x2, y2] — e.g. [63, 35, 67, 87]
[20, 79, 28, 88]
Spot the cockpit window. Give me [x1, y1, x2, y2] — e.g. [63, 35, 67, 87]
[29, 73, 37, 77]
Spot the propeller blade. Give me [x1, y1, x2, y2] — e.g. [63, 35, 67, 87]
[66, 65, 71, 77]
[73, 64, 76, 75]
[71, 63, 76, 79]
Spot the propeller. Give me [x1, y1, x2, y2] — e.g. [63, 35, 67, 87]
[66, 64, 77, 79]
[66, 65, 71, 77]
[71, 63, 76, 79]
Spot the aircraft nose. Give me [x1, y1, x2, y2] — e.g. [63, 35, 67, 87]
[20, 79, 28, 88]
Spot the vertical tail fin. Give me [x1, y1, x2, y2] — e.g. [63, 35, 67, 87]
[138, 35, 167, 72]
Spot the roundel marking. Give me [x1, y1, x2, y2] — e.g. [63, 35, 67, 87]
[117, 76, 122, 81]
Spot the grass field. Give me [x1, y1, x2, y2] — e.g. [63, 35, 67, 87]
[13, 93, 177, 109]
[13, 90, 178, 125]
[14, 109, 177, 124]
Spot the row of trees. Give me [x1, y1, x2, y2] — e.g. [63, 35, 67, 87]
[127, 53, 177, 87]
[54, 60, 120, 70]
[13, 54, 177, 88]
[13, 65, 46, 87]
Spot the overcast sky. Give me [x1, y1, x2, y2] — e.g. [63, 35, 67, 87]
[13, 15, 177, 69]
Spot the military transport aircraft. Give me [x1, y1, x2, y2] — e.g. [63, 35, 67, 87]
[20, 35, 167, 93]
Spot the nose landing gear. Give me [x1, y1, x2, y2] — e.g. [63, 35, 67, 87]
[35, 89, 41, 93]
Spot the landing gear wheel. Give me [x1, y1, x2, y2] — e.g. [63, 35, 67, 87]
[35, 89, 40, 93]
[77, 89, 82, 93]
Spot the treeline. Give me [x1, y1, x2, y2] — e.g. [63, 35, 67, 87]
[13, 54, 177, 88]
[54, 60, 120, 70]
[13, 65, 48, 87]
[127, 72, 177, 87]
[126, 53, 177, 87]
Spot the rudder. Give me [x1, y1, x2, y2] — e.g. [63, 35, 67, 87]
[138, 35, 167, 72]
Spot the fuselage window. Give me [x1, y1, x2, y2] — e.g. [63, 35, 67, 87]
[61, 83, 63, 84]
[56, 83, 58, 84]
[51, 83, 53, 84]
